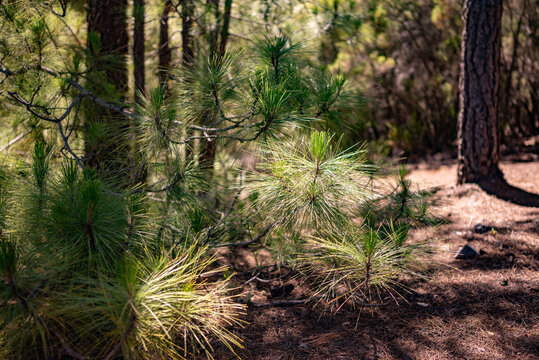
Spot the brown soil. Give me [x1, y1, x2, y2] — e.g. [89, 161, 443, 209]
[213, 159, 539, 360]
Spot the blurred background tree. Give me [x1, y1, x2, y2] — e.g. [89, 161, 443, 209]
[2, 0, 537, 161]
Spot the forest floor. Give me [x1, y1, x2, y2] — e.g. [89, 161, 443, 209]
[211, 157, 539, 360]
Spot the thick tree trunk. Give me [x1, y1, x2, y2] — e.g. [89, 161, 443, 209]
[133, 0, 145, 102]
[158, 0, 172, 91]
[85, 0, 128, 170]
[457, 0, 503, 184]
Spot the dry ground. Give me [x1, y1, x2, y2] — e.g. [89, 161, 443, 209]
[212, 159, 539, 360]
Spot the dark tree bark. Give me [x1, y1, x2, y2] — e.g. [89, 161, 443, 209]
[158, 0, 172, 91]
[85, 0, 128, 170]
[181, 0, 195, 159]
[200, 0, 233, 173]
[208, 0, 220, 56]
[457, 0, 504, 184]
[218, 0, 232, 58]
[133, 0, 147, 184]
[133, 0, 145, 102]
[87, 0, 128, 89]
[319, 2, 339, 65]
[181, 0, 194, 66]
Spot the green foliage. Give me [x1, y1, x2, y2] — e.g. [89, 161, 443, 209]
[31, 142, 49, 190]
[362, 164, 446, 228]
[50, 246, 244, 359]
[177, 51, 240, 128]
[0, 165, 9, 233]
[137, 86, 176, 153]
[0, 239, 17, 282]
[0, 149, 244, 359]
[247, 131, 373, 231]
[298, 225, 425, 312]
[47, 171, 131, 271]
[0, 3, 449, 356]
[308, 67, 368, 139]
[252, 33, 304, 81]
[0, 237, 51, 359]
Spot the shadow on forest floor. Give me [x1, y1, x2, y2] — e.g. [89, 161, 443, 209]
[479, 178, 539, 208]
[208, 160, 539, 360]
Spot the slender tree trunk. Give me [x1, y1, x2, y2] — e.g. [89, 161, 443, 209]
[182, 0, 195, 160]
[319, 3, 339, 65]
[158, 0, 172, 91]
[133, 0, 147, 184]
[502, 12, 523, 142]
[181, 0, 194, 66]
[219, 0, 232, 58]
[200, 0, 233, 172]
[133, 0, 145, 102]
[208, 0, 220, 56]
[457, 0, 503, 184]
[87, 0, 128, 89]
[85, 0, 128, 171]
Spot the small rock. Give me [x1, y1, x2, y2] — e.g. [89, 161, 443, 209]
[474, 224, 489, 234]
[416, 302, 429, 307]
[456, 244, 479, 259]
[474, 223, 498, 234]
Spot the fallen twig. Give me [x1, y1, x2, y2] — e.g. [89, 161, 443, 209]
[252, 299, 307, 307]
[0, 129, 32, 152]
[251, 298, 387, 308]
[211, 222, 275, 248]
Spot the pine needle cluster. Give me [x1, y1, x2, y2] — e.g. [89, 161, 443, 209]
[247, 131, 373, 231]
[297, 224, 425, 313]
[0, 144, 244, 360]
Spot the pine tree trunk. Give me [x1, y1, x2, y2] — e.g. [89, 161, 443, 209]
[133, 0, 147, 184]
[85, 0, 128, 171]
[200, 0, 233, 173]
[219, 0, 232, 58]
[133, 0, 145, 102]
[181, 0, 194, 66]
[457, 0, 503, 184]
[182, 0, 195, 160]
[158, 0, 172, 91]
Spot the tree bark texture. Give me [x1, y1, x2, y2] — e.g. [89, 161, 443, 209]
[457, 0, 503, 184]
[200, 0, 233, 173]
[158, 0, 172, 91]
[87, 0, 128, 93]
[219, 0, 232, 58]
[133, 0, 145, 102]
[133, 0, 148, 184]
[181, 0, 194, 66]
[85, 0, 128, 170]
